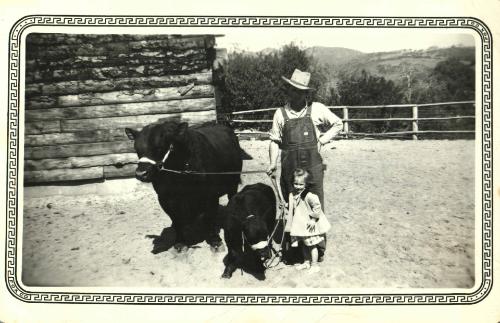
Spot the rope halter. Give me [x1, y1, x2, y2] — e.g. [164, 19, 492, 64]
[137, 144, 174, 170]
[241, 214, 270, 252]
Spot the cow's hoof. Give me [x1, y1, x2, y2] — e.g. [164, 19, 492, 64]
[207, 239, 224, 252]
[221, 265, 236, 279]
[210, 243, 225, 253]
[174, 243, 188, 253]
[221, 271, 232, 279]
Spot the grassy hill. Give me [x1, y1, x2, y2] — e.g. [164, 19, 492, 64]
[310, 46, 475, 84]
[305, 46, 364, 67]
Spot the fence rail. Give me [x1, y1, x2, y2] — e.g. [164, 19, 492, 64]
[230, 100, 475, 140]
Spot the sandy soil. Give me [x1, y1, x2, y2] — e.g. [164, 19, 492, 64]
[22, 140, 475, 288]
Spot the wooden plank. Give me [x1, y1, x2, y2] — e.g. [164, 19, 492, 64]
[25, 72, 212, 96]
[213, 48, 227, 109]
[342, 107, 349, 135]
[25, 120, 60, 135]
[169, 36, 214, 50]
[24, 153, 138, 171]
[232, 120, 273, 123]
[26, 34, 220, 46]
[26, 63, 210, 84]
[345, 102, 475, 109]
[103, 164, 137, 179]
[231, 107, 279, 115]
[343, 116, 476, 122]
[412, 106, 419, 140]
[26, 37, 211, 59]
[349, 130, 475, 136]
[24, 166, 104, 183]
[26, 34, 174, 46]
[26, 84, 214, 109]
[416, 116, 476, 121]
[61, 110, 216, 132]
[25, 129, 132, 147]
[25, 141, 135, 160]
[27, 57, 208, 83]
[26, 98, 215, 121]
[26, 49, 207, 70]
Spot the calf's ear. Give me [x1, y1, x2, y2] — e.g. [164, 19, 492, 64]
[125, 128, 138, 140]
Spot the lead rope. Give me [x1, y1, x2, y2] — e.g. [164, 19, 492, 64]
[264, 175, 287, 269]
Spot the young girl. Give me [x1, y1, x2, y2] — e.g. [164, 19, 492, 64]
[286, 168, 331, 273]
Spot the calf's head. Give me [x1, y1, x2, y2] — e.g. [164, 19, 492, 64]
[242, 214, 272, 261]
[125, 121, 189, 182]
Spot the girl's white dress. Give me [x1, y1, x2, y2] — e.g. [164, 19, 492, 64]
[285, 191, 331, 246]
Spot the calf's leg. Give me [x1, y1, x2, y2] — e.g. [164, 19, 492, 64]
[222, 249, 240, 279]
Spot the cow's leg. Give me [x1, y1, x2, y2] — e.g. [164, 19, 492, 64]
[158, 197, 188, 252]
[221, 249, 240, 279]
[205, 197, 223, 251]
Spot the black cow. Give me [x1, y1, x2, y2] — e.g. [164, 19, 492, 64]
[125, 121, 242, 252]
[221, 183, 277, 280]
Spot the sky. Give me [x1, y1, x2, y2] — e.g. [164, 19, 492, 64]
[215, 28, 475, 53]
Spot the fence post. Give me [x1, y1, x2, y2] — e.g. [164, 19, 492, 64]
[343, 106, 349, 138]
[412, 105, 418, 140]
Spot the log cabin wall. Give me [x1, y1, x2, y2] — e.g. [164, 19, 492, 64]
[24, 33, 221, 184]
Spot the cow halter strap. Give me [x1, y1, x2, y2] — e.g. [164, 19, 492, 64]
[241, 214, 269, 252]
[138, 144, 174, 170]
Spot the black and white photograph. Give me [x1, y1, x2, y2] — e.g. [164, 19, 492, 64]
[0, 2, 498, 322]
[20, 29, 478, 289]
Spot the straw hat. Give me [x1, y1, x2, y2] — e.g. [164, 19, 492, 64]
[281, 69, 313, 90]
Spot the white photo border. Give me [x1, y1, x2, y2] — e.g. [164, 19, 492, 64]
[5, 15, 493, 305]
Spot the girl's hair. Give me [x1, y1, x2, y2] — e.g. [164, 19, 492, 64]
[292, 168, 313, 188]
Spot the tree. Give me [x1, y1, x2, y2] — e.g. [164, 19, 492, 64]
[221, 43, 329, 129]
[432, 57, 475, 101]
[333, 70, 405, 133]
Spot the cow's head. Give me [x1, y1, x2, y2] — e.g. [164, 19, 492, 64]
[242, 214, 272, 262]
[125, 121, 189, 182]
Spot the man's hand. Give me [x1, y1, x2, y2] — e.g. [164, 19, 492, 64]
[317, 138, 326, 153]
[266, 164, 277, 178]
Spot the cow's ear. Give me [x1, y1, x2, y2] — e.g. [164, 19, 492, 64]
[125, 128, 138, 140]
[176, 122, 189, 139]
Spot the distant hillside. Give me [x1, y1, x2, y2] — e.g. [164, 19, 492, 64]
[310, 46, 475, 84]
[305, 46, 364, 67]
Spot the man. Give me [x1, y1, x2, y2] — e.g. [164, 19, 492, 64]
[267, 68, 343, 263]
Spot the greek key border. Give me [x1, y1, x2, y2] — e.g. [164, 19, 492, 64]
[5, 16, 493, 305]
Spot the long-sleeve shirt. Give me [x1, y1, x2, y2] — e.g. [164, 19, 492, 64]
[268, 102, 343, 144]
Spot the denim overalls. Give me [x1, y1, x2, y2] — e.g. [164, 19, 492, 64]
[279, 104, 327, 262]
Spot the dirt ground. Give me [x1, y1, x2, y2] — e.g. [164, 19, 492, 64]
[22, 140, 475, 288]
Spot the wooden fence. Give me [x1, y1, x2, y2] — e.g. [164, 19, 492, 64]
[231, 101, 475, 140]
[24, 33, 224, 185]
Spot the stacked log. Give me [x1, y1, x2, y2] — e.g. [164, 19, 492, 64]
[24, 33, 220, 184]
